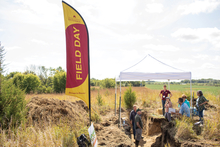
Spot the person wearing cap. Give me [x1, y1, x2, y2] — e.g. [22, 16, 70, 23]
[171, 98, 190, 117]
[159, 85, 172, 116]
[178, 94, 190, 108]
[165, 97, 172, 122]
[130, 105, 137, 139]
[134, 108, 143, 147]
[196, 90, 209, 123]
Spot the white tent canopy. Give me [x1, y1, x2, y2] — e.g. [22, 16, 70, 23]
[117, 54, 191, 81]
[115, 54, 192, 126]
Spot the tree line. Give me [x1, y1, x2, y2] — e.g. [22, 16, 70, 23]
[5, 65, 66, 94]
[6, 69, 220, 95]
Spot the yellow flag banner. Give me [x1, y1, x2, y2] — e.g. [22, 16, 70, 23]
[62, 1, 90, 108]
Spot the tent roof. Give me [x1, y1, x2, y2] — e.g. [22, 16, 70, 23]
[117, 54, 191, 81]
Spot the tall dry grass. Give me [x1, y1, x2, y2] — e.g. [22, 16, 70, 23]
[175, 116, 197, 140]
[1, 86, 218, 146]
[0, 118, 89, 147]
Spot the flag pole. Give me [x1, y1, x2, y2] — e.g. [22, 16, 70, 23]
[87, 25, 91, 126]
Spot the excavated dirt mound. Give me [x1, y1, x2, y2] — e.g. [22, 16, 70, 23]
[27, 97, 89, 126]
[94, 116, 133, 147]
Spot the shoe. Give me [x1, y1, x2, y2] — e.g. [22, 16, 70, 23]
[141, 136, 144, 139]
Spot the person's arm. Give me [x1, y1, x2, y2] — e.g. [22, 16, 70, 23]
[199, 96, 209, 106]
[130, 112, 132, 124]
[136, 122, 142, 129]
[199, 101, 208, 106]
[169, 92, 172, 98]
[159, 92, 162, 99]
[169, 102, 172, 108]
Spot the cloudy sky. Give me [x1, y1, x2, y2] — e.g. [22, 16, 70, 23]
[0, 0, 220, 79]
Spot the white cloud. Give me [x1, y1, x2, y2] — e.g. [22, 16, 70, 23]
[0, 29, 3, 31]
[145, 3, 164, 13]
[193, 54, 209, 60]
[176, 58, 195, 64]
[200, 63, 218, 69]
[171, 27, 220, 49]
[178, 0, 220, 15]
[213, 55, 220, 61]
[31, 39, 49, 45]
[118, 34, 152, 42]
[6, 46, 21, 51]
[144, 44, 180, 52]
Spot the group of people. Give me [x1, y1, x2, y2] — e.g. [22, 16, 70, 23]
[159, 85, 209, 123]
[130, 85, 209, 147]
[129, 105, 143, 147]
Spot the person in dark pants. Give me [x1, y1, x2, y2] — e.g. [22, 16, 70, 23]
[196, 90, 209, 124]
[130, 105, 137, 139]
[159, 85, 172, 116]
[134, 108, 143, 147]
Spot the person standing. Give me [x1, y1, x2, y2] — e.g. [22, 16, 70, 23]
[129, 105, 137, 139]
[159, 85, 172, 115]
[164, 97, 172, 122]
[196, 90, 209, 124]
[134, 108, 143, 147]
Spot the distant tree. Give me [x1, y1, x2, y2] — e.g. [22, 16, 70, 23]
[53, 71, 66, 93]
[0, 42, 27, 129]
[5, 71, 20, 79]
[102, 78, 115, 88]
[12, 73, 25, 88]
[22, 74, 40, 93]
[0, 42, 5, 95]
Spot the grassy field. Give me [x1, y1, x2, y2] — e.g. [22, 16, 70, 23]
[1, 85, 219, 146]
[145, 84, 220, 96]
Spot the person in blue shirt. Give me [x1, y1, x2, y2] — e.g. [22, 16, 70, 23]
[172, 98, 190, 117]
[178, 94, 190, 108]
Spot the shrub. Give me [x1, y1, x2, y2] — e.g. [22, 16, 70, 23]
[96, 90, 103, 106]
[22, 73, 40, 93]
[91, 112, 101, 123]
[53, 71, 66, 93]
[12, 73, 25, 88]
[102, 78, 115, 88]
[46, 86, 53, 93]
[91, 87, 96, 91]
[123, 86, 136, 109]
[0, 80, 27, 129]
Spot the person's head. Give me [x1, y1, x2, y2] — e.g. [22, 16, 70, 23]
[163, 85, 167, 90]
[136, 108, 142, 115]
[197, 90, 203, 97]
[166, 97, 170, 102]
[182, 94, 187, 101]
[178, 98, 183, 105]
[133, 105, 137, 111]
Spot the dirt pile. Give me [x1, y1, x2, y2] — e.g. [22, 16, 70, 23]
[94, 116, 133, 147]
[27, 97, 89, 126]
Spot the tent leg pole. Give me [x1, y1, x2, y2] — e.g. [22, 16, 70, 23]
[190, 79, 192, 117]
[168, 79, 170, 91]
[115, 78, 117, 116]
[119, 80, 121, 127]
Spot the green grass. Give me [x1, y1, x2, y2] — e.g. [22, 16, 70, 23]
[145, 84, 220, 96]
